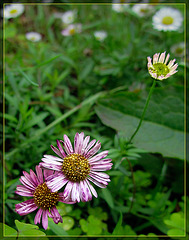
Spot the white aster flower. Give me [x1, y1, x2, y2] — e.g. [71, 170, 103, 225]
[152, 7, 183, 31]
[170, 42, 185, 58]
[26, 32, 42, 42]
[61, 24, 82, 36]
[132, 4, 154, 17]
[94, 31, 107, 42]
[3, 4, 24, 19]
[61, 10, 76, 25]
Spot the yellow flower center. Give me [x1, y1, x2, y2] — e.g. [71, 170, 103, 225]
[30, 37, 36, 41]
[69, 28, 75, 35]
[33, 183, 59, 210]
[62, 153, 90, 182]
[150, 63, 170, 78]
[162, 16, 174, 25]
[10, 9, 18, 14]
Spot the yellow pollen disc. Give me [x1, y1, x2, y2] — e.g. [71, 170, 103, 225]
[69, 28, 75, 35]
[33, 183, 59, 210]
[62, 153, 90, 182]
[162, 16, 174, 25]
[10, 9, 18, 14]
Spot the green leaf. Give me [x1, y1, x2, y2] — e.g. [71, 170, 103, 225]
[18, 68, 39, 87]
[48, 219, 69, 236]
[2, 223, 17, 237]
[101, 188, 114, 209]
[78, 59, 94, 81]
[15, 220, 46, 237]
[95, 86, 185, 159]
[112, 213, 122, 235]
[164, 212, 185, 236]
[79, 215, 103, 235]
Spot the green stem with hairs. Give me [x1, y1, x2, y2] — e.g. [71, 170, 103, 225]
[128, 80, 157, 144]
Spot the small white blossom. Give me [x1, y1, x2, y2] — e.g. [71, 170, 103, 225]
[171, 42, 185, 58]
[152, 7, 183, 31]
[3, 4, 24, 19]
[94, 31, 107, 42]
[26, 32, 42, 42]
[132, 4, 154, 17]
[61, 24, 82, 36]
[61, 10, 76, 25]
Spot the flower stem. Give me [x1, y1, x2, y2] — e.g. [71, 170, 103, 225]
[128, 80, 156, 144]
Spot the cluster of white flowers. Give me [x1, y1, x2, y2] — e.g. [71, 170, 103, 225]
[3, 3, 184, 45]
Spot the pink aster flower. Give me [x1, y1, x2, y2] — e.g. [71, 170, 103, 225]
[15, 165, 75, 230]
[40, 132, 113, 202]
[147, 51, 178, 80]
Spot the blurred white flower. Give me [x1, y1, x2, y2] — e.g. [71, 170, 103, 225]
[170, 42, 185, 58]
[94, 31, 107, 42]
[132, 4, 154, 17]
[61, 24, 82, 36]
[112, 4, 129, 13]
[61, 10, 76, 24]
[26, 32, 42, 42]
[152, 7, 183, 31]
[4, 4, 24, 19]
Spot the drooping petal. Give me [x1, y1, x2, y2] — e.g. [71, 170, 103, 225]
[50, 206, 63, 224]
[42, 209, 48, 230]
[34, 208, 43, 224]
[86, 179, 98, 198]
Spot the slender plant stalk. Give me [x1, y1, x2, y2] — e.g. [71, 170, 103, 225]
[128, 80, 157, 144]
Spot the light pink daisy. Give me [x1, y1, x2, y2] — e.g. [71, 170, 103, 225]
[15, 165, 75, 230]
[40, 132, 113, 202]
[61, 23, 82, 36]
[147, 51, 178, 80]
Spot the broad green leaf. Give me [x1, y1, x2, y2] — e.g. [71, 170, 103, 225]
[164, 212, 185, 236]
[2, 223, 17, 237]
[95, 86, 185, 159]
[112, 213, 122, 235]
[79, 215, 103, 235]
[101, 188, 114, 209]
[48, 219, 68, 236]
[15, 220, 46, 237]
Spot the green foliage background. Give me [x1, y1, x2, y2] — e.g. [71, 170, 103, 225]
[2, 2, 188, 239]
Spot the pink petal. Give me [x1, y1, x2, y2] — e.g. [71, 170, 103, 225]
[88, 151, 109, 163]
[80, 136, 90, 155]
[35, 166, 43, 184]
[34, 208, 43, 224]
[57, 140, 66, 158]
[84, 139, 96, 155]
[51, 145, 64, 159]
[42, 209, 48, 230]
[88, 176, 107, 188]
[86, 180, 98, 198]
[86, 141, 101, 158]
